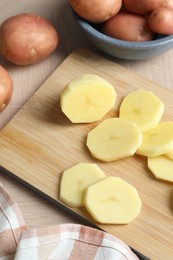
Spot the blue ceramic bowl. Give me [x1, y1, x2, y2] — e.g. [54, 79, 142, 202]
[74, 13, 173, 60]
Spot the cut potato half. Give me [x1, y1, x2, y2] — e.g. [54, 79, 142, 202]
[119, 89, 164, 133]
[59, 163, 105, 207]
[84, 176, 142, 224]
[60, 74, 116, 123]
[87, 117, 142, 162]
[148, 155, 173, 182]
[137, 121, 173, 157]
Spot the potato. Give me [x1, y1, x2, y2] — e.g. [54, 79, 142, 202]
[69, 0, 122, 23]
[0, 66, 13, 112]
[149, 7, 173, 35]
[87, 118, 142, 162]
[123, 0, 165, 15]
[0, 13, 59, 65]
[163, 0, 173, 9]
[84, 176, 142, 224]
[102, 12, 155, 42]
[119, 90, 164, 133]
[60, 74, 116, 123]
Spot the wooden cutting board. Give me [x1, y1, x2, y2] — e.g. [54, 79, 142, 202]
[1, 49, 173, 259]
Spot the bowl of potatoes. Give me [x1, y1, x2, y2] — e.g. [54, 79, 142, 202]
[69, 0, 173, 60]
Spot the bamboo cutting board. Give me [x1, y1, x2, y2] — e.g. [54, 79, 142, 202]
[1, 49, 173, 259]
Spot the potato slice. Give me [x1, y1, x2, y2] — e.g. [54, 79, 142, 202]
[137, 121, 173, 157]
[59, 163, 105, 207]
[119, 89, 164, 133]
[83, 176, 142, 224]
[86, 117, 142, 162]
[60, 74, 116, 123]
[148, 155, 173, 182]
[166, 151, 173, 160]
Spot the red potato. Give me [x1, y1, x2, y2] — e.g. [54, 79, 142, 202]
[69, 0, 122, 23]
[163, 0, 173, 9]
[0, 13, 59, 65]
[0, 66, 13, 112]
[123, 0, 165, 15]
[149, 7, 173, 35]
[102, 12, 155, 42]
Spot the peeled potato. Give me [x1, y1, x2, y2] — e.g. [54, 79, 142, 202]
[102, 11, 155, 42]
[60, 74, 116, 123]
[137, 122, 173, 157]
[119, 90, 164, 133]
[87, 117, 142, 162]
[0, 13, 59, 65]
[166, 151, 173, 160]
[148, 155, 173, 182]
[0, 65, 13, 112]
[59, 163, 105, 207]
[69, 0, 122, 23]
[83, 176, 142, 224]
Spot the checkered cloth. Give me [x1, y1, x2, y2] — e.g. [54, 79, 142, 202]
[0, 183, 139, 260]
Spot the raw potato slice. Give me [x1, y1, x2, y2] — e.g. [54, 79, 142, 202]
[148, 155, 173, 182]
[119, 89, 164, 133]
[166, 151, 173, 160]
[59, 163, 105, 207]
[83, 176, 142, 224]
[60, 74, 116, 123]
[86, 117, 142, 162]
[137, 121, 173, 157]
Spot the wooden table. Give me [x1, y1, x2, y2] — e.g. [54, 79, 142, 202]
[1, 0, 173, 258]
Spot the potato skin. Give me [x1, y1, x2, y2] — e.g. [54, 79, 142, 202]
[0, 13, 59, 65]
[0, 66, 13, 112]
[163, 0, 173, 9]
[123, 0, 165, 15]
[69, 0, 122, 23]
[102, 12, 155, 42]
[149, 7, 173, 35]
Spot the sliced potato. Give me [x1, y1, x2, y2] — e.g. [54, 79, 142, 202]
[119, 89, 164, 133]
[137, 122, 173, 157]
[83, 176, 142, 224]
[59, 163, 105, 207]
[87, 117, 142, 162]
[166, 151, 173, 160]
[60, 74, 116, 123]
[148, 155, 173, 182]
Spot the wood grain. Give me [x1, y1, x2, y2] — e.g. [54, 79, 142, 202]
[1, 48, 173, 259]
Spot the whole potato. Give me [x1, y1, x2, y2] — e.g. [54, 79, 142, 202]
[123, 0, 165, 15]
[69, 0, 122, 23]
[163, 0, 173, 9]
[102, 12, 155, 42]
[0, 13, 59, 65]
[149, 7, 173, 35]
[0, 66, 13, 112]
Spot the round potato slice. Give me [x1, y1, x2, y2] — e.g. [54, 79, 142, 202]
[59, 163, 105, 207]
[83, 176, 142, 224]
[119, 89, 164, 133]
[87, 117, 142, 162]
[137, 121, 173, 157]
[60, 74, 116, 123]
[166, 151, 173, 160]
[148, 155, 173, 182]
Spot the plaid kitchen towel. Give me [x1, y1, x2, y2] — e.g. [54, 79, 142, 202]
[0, 183, 139, 260]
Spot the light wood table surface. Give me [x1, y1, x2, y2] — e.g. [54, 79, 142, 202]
[1, 0, 173, 256]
